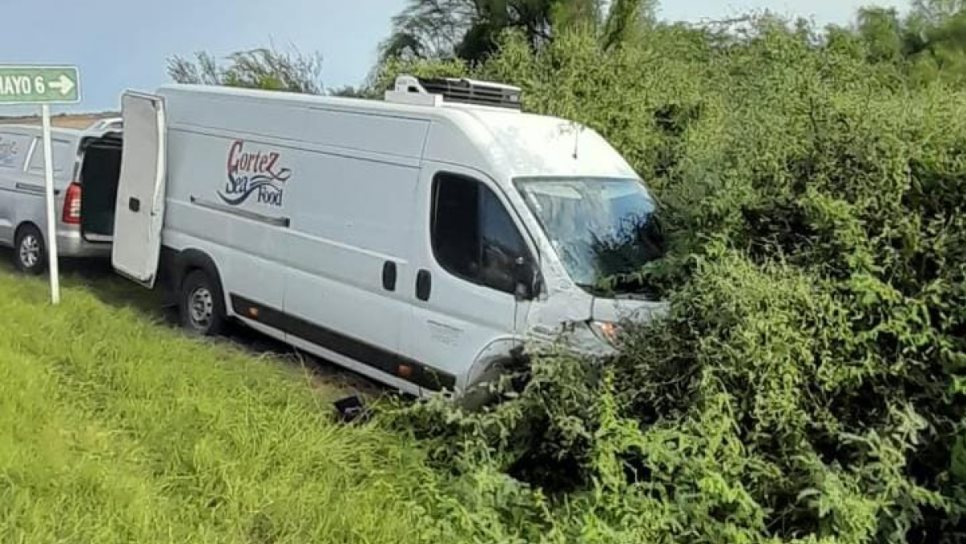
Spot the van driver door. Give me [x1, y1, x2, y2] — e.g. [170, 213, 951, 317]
[400, 164, 535, 393]
[112, 92, 166, 287]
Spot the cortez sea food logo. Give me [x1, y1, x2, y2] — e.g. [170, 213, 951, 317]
[219, 140, 291, 207]
[0, 137, 19, 168]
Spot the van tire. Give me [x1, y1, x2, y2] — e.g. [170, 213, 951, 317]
[180, 269, 227, 336]
[14, 225, 47, 275]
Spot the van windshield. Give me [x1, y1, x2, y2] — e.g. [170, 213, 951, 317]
[515, 177, 665, 294]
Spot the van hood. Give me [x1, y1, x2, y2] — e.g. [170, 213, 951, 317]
[591, 295, 668, 324]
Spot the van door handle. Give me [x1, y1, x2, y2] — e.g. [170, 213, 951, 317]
[382, 261, 397, 291]
[416, 269, 431, 301]
[128, 197, 141, 212]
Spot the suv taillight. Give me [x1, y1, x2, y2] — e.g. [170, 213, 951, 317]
[62, 182, 81, 224]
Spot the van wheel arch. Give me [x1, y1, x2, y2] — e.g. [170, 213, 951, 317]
[461, 342, 531, 411]
[170, 249, 229, 335]
[171, 249, 222, 291]
[166, 248, 228, 309]
[15, 221, 41, 239]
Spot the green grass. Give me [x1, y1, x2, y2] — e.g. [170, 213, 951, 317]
[0, 268, 454, 543]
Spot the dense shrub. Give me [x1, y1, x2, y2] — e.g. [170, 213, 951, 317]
[382, 17, 966, 543]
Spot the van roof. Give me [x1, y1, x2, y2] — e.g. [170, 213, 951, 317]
[157, 84, 637, 181]
[157, 83, 516, 120]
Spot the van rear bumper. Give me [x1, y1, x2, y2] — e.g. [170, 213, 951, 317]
[56, 229, 111, 258]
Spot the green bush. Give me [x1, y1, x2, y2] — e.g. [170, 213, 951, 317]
[380, 16, 966, 543]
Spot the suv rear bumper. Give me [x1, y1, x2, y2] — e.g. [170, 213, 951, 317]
[56, 229, 111, 258]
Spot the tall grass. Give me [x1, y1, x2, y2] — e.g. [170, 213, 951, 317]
[0, 270, 449, 543]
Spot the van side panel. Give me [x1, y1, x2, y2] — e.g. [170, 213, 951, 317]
[163, 128, 287, 312]
[162, 89, 429, 160]
[0, 132, 34, 245]
[160, 89, 436, 391]
[283, 153, 423, 375]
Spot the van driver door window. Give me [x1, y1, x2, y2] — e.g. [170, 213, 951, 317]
[432, 174, 531, 294]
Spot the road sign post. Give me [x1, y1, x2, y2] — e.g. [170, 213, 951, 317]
[40, 104, 60, 304]
[0, 66, 80, 305]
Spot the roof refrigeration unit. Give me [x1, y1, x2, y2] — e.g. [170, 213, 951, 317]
[384, 75, 523, 110]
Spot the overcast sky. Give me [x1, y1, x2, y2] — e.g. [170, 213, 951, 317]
[2, 0, 908, 115]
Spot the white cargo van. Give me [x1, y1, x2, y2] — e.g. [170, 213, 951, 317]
[0, 122, 122, 273]
[107, 77, 666, 396]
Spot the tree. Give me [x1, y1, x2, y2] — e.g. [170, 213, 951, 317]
[911, 0, 966, 25]
[820, 1, 966, 85]
[855, 7, 904, 63]
[381, 0, 480, 60]
[600, 0, 655, 49]
[167, 47, 324, 94]
[382, 0, 655, 63]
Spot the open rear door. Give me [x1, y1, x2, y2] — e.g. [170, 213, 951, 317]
[111, 92, 166, 287]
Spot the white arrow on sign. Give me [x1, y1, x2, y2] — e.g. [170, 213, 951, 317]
[47, 74, 75, 96]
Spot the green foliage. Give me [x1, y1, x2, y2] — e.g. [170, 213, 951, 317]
[167, 47, 324, 94]
[17, 4, 966, 540]
[146, 4, 966, 541]
[380, 11, 966, 543]
[823, 0, 966, 86]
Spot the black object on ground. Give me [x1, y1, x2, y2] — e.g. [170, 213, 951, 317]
[334, 395, 370, 423]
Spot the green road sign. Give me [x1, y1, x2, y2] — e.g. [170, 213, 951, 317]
[0, 66, 79, 104]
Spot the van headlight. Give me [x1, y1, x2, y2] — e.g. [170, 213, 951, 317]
[589, 320, 622, 345]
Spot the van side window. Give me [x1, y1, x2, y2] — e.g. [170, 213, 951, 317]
[27, 138, 73, 177]
[431, 173, 530, 294]
[0, 134, 32, 170]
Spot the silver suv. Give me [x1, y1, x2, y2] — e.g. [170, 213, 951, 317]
[0, 120, 122, 273]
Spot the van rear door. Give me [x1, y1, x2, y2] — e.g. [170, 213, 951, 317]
[112, 92, 166, 287]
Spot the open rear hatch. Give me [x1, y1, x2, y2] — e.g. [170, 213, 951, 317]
[79, 134, 123, 242]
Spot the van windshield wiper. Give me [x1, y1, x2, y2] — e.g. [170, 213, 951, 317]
[575, 276, 657, 298]
[575, 282, 609, 296]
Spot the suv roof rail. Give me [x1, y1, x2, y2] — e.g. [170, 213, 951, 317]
[88, 117, 123, 131]
[384, 74, 522, 110]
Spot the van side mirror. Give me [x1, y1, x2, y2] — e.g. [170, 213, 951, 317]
[513, 257, 541, 301]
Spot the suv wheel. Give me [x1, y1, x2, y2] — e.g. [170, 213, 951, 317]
[14, 225, 47, 275]
[180, 269, 227, 336]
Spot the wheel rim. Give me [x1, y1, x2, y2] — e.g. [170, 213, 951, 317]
[188, 286, 214, 329]
[19, 234, 40, 268]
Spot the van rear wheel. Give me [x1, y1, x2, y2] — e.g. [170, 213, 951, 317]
[180, 269, 227, 336]
[14, 225, 47, 275]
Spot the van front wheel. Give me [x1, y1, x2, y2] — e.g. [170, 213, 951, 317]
[180, 269, 227, 336]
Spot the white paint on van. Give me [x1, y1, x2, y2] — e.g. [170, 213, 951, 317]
[111, 83, 666, 397]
